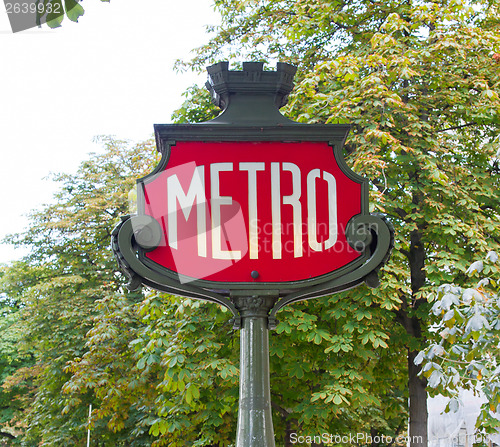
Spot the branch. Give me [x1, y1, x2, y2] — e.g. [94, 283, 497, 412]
[393, 293, 411, 326]
[399, 248, 410, 258]
[0, 431, 16, 440]
[271, 400, 291, 419]
[393, 207, 408, 219]
[434, 354, 470, 366]
[371, 177, 403, 203]
[436, 122, 477, 133]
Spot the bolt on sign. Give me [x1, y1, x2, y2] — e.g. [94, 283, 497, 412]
[112, 62, 394, 447]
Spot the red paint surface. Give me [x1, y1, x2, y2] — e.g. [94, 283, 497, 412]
[142, 141, 362, 283]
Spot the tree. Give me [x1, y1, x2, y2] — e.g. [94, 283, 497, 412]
[0, 275, 35, 445]
[178, 0, 500, 443]
[2, 0, 499, 437]
[0, 138, 160, 445]
[1, 129, 409, 445]
[418, 251, 500, 437]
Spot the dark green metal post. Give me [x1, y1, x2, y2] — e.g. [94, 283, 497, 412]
[233, 296, 278, 446]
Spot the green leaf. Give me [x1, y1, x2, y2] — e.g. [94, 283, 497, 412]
[64, 0, 84, 22]
[289, 363, 305, 379]
[137, 356, 147, 370]
[46, 0, 64, 28]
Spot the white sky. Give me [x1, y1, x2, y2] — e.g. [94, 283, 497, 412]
[0, 0, 220, 264]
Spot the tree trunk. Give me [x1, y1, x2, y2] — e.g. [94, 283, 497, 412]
[284, 420, 294, 447]
[406, 229, 428, 446]
[370, 428, 380, 447]
[408, 344, 428, 447]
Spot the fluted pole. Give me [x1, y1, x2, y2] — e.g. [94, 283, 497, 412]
[233, 296, 278, 446]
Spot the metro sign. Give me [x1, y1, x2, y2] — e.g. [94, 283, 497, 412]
[139, 140, 365, 284]
[113, 61, 392, 306]
[112, 62, 393, 447]
[114, 128, 392, 445]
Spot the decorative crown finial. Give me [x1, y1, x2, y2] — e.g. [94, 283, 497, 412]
[205, 61, 297, 110]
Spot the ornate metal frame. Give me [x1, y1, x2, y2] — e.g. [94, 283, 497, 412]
[112, 62, 394, 328]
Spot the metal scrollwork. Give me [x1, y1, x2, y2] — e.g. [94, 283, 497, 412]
[111, 214, 240, 320]
[112, 212, 394, 330]
[267, 213, 394, 324]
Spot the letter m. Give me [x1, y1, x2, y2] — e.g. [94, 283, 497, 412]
[167, 165, 207, 257]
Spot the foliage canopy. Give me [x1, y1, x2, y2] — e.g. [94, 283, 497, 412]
[178, 0, 500, 442]
[419, 252, 500, 434]
[0, 136, 408, 445]
[1, 0, 500, 444]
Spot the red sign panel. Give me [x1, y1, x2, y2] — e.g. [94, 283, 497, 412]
[139, 141, 363, 283]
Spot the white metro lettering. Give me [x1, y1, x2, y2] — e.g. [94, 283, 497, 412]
[167, 166, 207, 257]
[166, 162, 338, 259]
[210, 163, 242, 261]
